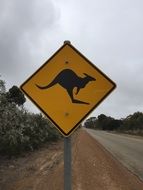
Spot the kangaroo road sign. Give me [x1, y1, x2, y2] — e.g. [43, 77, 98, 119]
[20, 41, 116, 136]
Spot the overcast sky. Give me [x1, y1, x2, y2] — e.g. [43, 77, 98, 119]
[0, 0, 143, 119]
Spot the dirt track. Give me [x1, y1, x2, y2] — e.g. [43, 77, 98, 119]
[0, 129, 143, 190]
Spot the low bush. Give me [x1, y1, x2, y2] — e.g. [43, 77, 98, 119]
[0, 79, 61, 157]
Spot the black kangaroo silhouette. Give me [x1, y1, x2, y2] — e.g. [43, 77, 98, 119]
[36, 69, 96, 105]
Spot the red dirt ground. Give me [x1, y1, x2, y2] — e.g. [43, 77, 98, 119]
[0, 129, 143, 190]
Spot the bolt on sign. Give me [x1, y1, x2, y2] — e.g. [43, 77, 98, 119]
[20, 41, 116, 136]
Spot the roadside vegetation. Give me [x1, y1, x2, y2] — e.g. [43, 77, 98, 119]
[0, 78, 61, 157]
[84, 112, 143, 136]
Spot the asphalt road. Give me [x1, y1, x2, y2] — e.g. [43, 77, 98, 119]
[86, 129, 143, 181]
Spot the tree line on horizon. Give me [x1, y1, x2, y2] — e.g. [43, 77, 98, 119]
[84, 112, 143, 136]
[0, 78, 61, 157]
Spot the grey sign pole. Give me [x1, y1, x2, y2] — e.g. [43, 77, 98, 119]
[63, 41, 72, 190]
[64, 136, 72, 190]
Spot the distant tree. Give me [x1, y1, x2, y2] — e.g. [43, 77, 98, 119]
[97, 114, 107, 125]
[105, 119, 122, 130]
[122, 112, 143, 131]
[0, 78, 6, 94]
[85, 111, 143, 134]
[96, 114, 108, 130]
[94, 114, 122, 131]
[6, 85, 26, 106]
[84, 117, 96, 128]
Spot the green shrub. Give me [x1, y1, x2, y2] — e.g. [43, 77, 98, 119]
[0, 79, 61, 157]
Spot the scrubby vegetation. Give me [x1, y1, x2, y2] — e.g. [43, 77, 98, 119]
[84, 112, 143, 136]
[0, 78, 61, 157]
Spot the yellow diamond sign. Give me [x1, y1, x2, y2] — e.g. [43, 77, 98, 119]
[20, 42, 116, 136]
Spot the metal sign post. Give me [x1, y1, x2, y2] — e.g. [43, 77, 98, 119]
[64, 136, 72, 190]
[20, 41, 116, 189]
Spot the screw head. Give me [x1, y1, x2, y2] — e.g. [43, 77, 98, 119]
[65, 112, 69, 117]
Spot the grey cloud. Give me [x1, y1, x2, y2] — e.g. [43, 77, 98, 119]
[0, 0, 60, 87]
